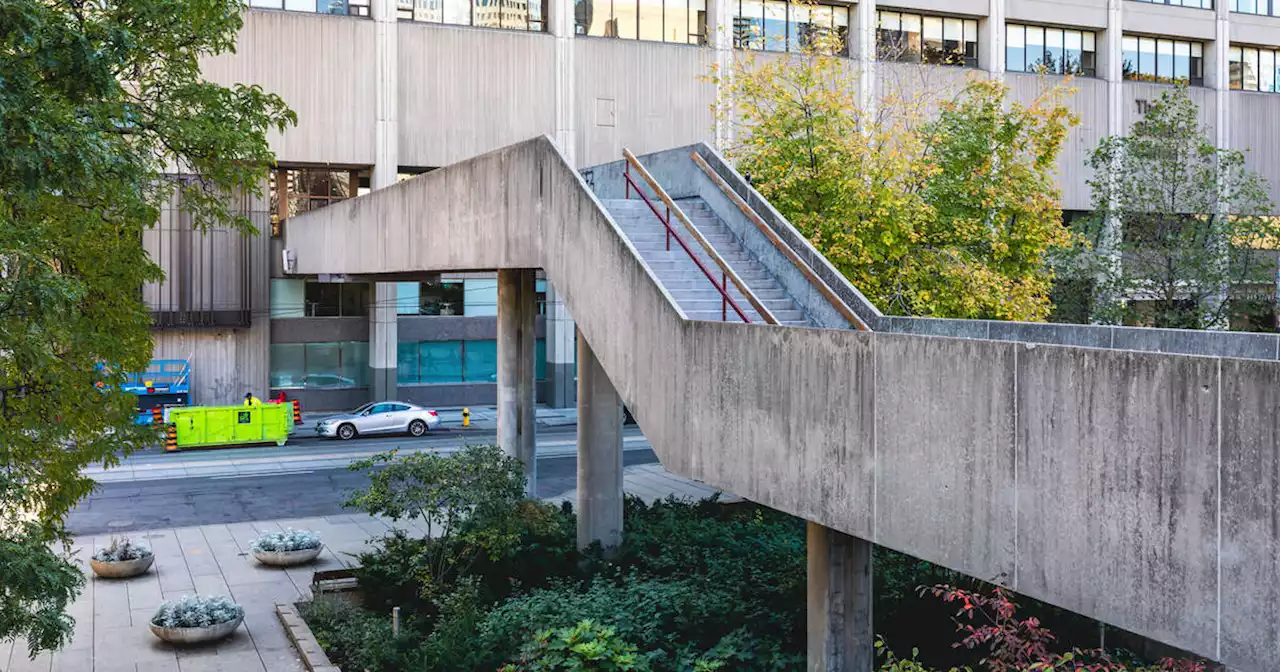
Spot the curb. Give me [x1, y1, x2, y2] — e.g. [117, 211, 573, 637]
[277, 603, 341, 672]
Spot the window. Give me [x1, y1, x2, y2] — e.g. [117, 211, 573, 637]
[1230, 45, 1280, 92]
[1231, 0, 1280, 14]
[270, 168, 370, 235]
[396, 339, 549, 384]
[250, 0, 370, 16]
[732, 0, 848, 54]
[1130, 0, 1212, 7]
[1122, 35, 1203, 86]
[878, 10, 977, 67]
[398, 0, 545, 30]
[270, 342, 369, 389]
[1006, 24, 1096, 76]
[396, 278, 466, 315]
[303, 282, 369, 317]
[576, 0, 706, 44]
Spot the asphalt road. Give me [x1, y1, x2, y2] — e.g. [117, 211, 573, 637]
[67, 448, 659, 536]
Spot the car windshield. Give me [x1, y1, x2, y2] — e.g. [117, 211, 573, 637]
[350, 403, 375, 415]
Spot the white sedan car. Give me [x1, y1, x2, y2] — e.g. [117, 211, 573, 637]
[315, 401, 441, 440]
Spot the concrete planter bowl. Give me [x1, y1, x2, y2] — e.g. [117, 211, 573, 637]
[149, 615, 244, 645]
[89, 555, 155, 579]
[252, 545, 323, 567]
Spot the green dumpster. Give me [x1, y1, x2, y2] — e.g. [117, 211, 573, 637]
[167, 404, 291, 450]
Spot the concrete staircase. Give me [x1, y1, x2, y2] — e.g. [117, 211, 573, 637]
[601, 196, 811, 326]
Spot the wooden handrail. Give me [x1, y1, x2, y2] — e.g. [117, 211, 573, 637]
[690, 152, 870, 331]
[623, 148, 779, 326]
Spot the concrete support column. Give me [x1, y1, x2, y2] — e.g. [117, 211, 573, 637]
[710, 0, 735, 149]
[807, 522, 873, 672]
[369, 283, 398, 401]
[854, 0, 876, 124]
[1096, 0, 1125, 319]
[368, 0, 399, 402]
[497, 268, 537, 494]
[575, 328, 624, 553]
[984, 0, 1004, 79]
[544, 282, 577, 408]
[551, 0, 575, 163]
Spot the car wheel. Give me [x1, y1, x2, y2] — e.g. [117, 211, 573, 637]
[337, 423, 357, 441]
[408, 419, 427, 437]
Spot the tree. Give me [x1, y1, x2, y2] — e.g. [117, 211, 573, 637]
[1060, 86, 1277, 329]
[711, 31, 1079, 321]
[0, 0, 294, 655]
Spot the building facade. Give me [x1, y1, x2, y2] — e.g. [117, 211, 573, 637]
[152, 0, 1280, 410]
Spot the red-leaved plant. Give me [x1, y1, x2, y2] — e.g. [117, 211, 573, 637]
[922, 585, 1207, 672]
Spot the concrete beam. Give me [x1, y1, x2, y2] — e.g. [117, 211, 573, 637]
[807, 523, 873, 672]
[576, 328, 624, 553]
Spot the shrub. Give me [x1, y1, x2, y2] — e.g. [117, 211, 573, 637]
[250, 528, 321, 553]
[151, 596, 243, 629]
[501, 620, 651, 672]
[92, 537, 152, 562]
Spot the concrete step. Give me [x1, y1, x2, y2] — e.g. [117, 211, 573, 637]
[669, 286, 789, 301]
[684, 309, 807, 323]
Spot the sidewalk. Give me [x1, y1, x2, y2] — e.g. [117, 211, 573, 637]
[5, 465, 732, 672]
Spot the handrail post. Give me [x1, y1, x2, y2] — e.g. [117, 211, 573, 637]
[722, 273, 728, 321]
[665, 206, 671, 251]
[624, 162, 630, 199]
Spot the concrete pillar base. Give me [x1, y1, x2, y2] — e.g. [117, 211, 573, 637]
[497, 269, 537, 495]
[576, 328, 623, 554]
[807, 522, 873, 672]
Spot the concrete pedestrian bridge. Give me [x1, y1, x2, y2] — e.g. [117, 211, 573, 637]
[283, 136, 1279, 671]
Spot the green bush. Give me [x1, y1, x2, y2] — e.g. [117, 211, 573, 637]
[501, 620, 652, 672]
[299, 597, 424, 671]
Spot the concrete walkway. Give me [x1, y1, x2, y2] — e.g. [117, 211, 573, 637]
[4, 464, 731, 672]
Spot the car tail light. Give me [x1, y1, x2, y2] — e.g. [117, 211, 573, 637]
[427, 410, 438, 417]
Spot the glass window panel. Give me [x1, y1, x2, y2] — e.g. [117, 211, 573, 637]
[901, 13, 921, 60]
[763, 1, 787, 52]
[688, 0, 705, 43]
[420, 342, 464, 383]
[1025, 25, 1044, 72]
[963, 19, 978, 64]
[1046, 28, 1064, 74]
[832, 5, 848, 55]
[613, 0, 636, 38]
[1157, 39, 1174, 82]
[638, 0, 663, 41]
[395, 282, 419, 315]
[1122, 36, 1138, 79]
[340, 342, 368, 388]
[501, 0, 530, 29]
[463, 341, 498, 382]
[284, 0, 317, 10]
[1245, 47, 1260, 91]
[1064, 30, 1082, 74]
[1191, 42, 1202, 57]
[305, 282, 341, 317]
[1007, 24, 1026, 72]
[664, 0, 688, 43]
[942, 17, 962, 64]
[737, 0, 764, 49]
[269, 344, 306, 389]
[529, 0, 544, 30]
[536, 339, 547, 381]
[878, 10, 900, 31]
[1238, 0, 1258, 10]
[1082, 50, 1096, 77]
[582, 0, 607, 35]
[443, 0, 471, 24]
[922, 15, 943, 63]
[340, 283, 368, 317]
[1138, 37, 1157, 79]
[1174, 40, 1191, 83]
[788, 3, 809, 52]
[304, 343, 341, 388]
[1230, 46, 1244, 89]
[1262, 49, 1276, 92]
[397, 342, 420, 385]
[271, 279, 306, 318]
[250, 0, 281, 7]
[1083, 31, 1095, 52]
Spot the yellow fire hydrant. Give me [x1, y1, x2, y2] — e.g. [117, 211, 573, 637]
[461, 408, 470, 428]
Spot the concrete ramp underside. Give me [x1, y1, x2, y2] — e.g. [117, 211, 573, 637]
[284, 136, 1279, 671]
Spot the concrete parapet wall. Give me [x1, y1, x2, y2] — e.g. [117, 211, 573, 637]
[283, 136, 1278, 670]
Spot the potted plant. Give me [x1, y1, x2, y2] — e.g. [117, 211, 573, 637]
[89, 537, 155, 579]
[250, 528, 323, 567]
[149, 595, 244, 644]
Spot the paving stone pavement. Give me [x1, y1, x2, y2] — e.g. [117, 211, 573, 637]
[2, 464, 733, 672]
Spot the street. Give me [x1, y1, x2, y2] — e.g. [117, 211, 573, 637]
[69, 425, 660, 536]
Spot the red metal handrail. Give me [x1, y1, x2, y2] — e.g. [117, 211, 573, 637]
[623, 164, 751, 323]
